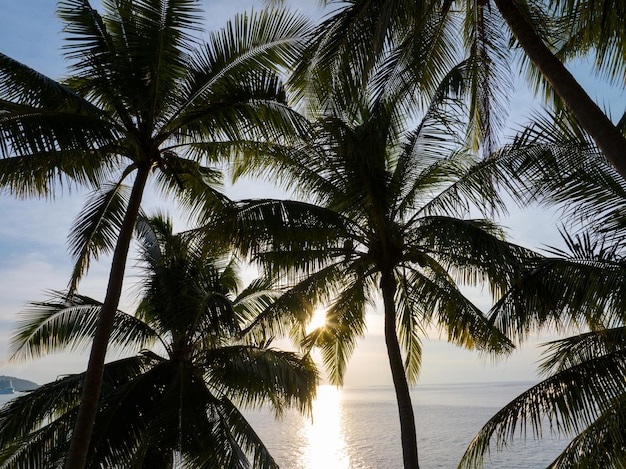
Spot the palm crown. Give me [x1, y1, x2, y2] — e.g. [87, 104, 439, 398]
[224, 83, 535, 468]
[0, 214, 318, 468]
[0, 1, 311, 464]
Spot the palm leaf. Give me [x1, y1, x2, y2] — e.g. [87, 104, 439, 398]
[151, 152, 231, 225]
[67, 181, 134, 290]
[395, 269, 427, 383]
[460, 0, 512, 155]
[539, 327, 626, 375]
[0, 357, 147, 468]
[460, 350, 626, 468]
[304, 273, 370, 385]
[404, 266, 513, 355]
[489, 253, 626, 342]
[175, 7, 310, 120]
[205, 344, 317, 416]
[410, 216, 532, 299]
[548, 393, 626, 469]
[10, 291, 157, 361]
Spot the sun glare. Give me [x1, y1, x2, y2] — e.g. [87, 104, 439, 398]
[306, 308, 328, 333]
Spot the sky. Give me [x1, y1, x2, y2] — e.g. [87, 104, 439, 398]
[0, 0, 623, 388]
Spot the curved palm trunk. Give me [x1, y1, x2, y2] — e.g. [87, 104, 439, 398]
[65, 164, 151, 469]
[381, 269, 420, 469]
[493, 0, 626, 180]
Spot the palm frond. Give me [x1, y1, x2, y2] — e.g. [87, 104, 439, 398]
[57, 0, 200, 119]
[411, 216, 533, 299]
[552, 0, 626, 89]
[67, 181, 133, 290]
[241, 261, 352, 344]
[548, 393, 626, 469]
[288, 0, 396, 109]
[460, 350, 626, 468]
[0, 146, 118, 198]
[151, 154, 232, 225]
[10, 291, 157, 361]
[539, 327, 626, 376]
[460, 0, 512, 155]
[177, 7, 310, 117]
[0, 357, 148, 468]
[303, 274, 370, 386]
[404, 266, 513, 355]
[225, 199, 352, 263]
[205, 344, 318, 416]
[0, 375, 82, 446]
[194, 396, 280, 469]
[491, 110, 626, 241]
[173, 68, 309, 146]
[489, 253, 626, 342]
[0, 52, 97, 112]
[395, 269, 426, 383]
[232, 276, 283, 327]
[0, 409, 72, 469]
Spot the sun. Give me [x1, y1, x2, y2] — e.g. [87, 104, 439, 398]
[307, 308, 328, 333]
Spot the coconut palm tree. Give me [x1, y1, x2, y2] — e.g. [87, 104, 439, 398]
[459, 230, 626, 468]
[486, 0, 626, 178]
[454, 107, 626, 468]
[285, 0, 626, 178]
[0, 214, 318, 468]
[0, 1, 310, 466]
[215, 79, 537, 468]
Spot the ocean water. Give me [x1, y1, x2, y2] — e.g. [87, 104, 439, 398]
[0, 382, 569, 468]
[244, 382, 570, 469]
[0, 392, 17, 407]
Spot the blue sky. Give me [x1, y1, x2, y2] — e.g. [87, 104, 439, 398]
[0, 0, 622, 387]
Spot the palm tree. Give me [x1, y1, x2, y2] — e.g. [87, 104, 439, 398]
[285, 0, 626, 178]
[0, 214, 318, 468]
[487, 0, 626, 178]
[459, 230, 626, 468]
[0, 1, 310, 466]
[455, 109, 626, 467]
[218, 82, 536, 469]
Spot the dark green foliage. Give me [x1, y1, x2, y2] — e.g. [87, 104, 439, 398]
[0, 215, 318, 468]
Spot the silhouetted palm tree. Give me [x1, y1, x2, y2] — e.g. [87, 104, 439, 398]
[460, 230, 626, 468]
[0, 1, 310, 465]
[222, 84, 534, 469]
[0, 214, 317, 468]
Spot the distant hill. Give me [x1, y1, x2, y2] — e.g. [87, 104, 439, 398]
[0, 375, 39, 392]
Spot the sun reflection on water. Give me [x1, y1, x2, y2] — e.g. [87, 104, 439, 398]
[299, 385, 351, 469]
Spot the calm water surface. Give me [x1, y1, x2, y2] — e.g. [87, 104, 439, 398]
[244, 382, 570, 469]
[0, 383, 569, 468]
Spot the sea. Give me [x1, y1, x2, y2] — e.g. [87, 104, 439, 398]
[242, 382, 570, 469]
[0, 381, 569, 468]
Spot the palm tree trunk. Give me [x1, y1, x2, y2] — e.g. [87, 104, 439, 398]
[493, 0, 626, 180]
[65, 164, 151, 469]
[381, 269, 420, 469]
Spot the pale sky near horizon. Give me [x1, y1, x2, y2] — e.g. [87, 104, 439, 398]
[0, 0, 622, 388]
